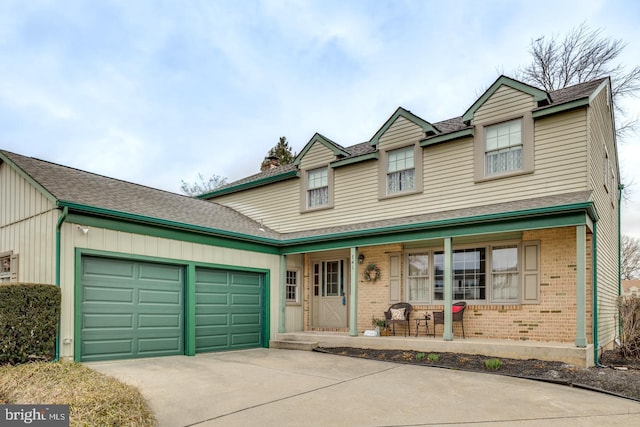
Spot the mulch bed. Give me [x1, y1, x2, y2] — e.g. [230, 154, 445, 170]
[316, 347, 640, 402]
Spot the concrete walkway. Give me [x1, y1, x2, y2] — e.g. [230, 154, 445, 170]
[88, 349, 640, 427]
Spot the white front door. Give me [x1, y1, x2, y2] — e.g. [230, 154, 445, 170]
[313, 259, 348, 328]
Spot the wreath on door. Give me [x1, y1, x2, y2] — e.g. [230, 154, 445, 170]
[364, 263, 381, 282]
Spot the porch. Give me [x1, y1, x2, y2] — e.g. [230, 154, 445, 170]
[272, 331, 594, 367]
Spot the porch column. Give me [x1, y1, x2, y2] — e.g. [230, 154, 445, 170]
[278, 255, 286, 333]
[576, 225, 587, 347]
[349, 247, 359, 337]
[443, 237, 454, 341]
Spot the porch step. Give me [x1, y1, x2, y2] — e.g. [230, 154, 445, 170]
[270, 339, 318, 351]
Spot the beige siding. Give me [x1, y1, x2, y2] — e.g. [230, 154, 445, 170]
[473, 85, 535, 125]
[57, 222, 281, 359]
[378, 116, 425, 149]
[214, 106, 590, 233]
[0, 162, 54, 226]
[298, 142, 336, 170]
[0, 162, 57, 284]
[586, 84, 619, 349]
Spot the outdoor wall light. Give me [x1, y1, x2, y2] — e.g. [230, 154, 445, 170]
[77, 225, 89, 235]
[358, 254, 365, 264]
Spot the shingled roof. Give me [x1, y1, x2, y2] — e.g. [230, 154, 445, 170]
[0, 150, 280, 241]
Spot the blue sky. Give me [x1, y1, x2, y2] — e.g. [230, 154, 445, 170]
[1, 0, 639, 237]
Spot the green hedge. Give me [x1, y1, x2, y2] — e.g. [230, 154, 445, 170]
[0, 283, 61, 365]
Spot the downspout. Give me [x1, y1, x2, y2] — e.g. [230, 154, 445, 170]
[618, 184, 624, 339]
[592, 221, 604, 367]
[54, 206, 68, 362]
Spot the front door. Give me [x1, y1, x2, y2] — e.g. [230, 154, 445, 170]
[313, 259, 348, 328]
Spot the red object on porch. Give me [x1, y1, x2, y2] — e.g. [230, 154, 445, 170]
[432, 301, 466, 338]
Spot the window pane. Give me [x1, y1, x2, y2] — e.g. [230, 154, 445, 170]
[434, 248, 485, 301]
[408, 254, 428, 276]
[308, 168, 328, 189]
[286, 270, 298, 302]
[308, 187, 328, 207]
[408, 253, 429, 302]
[491, 246, 519, 302]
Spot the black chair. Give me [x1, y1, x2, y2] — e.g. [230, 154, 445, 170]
[384, 302, 412, 336]
[433, 301, 466, 338]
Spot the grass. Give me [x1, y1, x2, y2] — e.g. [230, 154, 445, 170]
[0, 361, 156, 427]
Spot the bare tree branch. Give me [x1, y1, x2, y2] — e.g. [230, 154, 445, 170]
[622, 235, 640, 280]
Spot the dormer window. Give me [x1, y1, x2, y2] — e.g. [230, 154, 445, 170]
[485, 119, 522, 175]
[307, 167, 329, 208]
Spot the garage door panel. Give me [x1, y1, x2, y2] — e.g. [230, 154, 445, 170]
[195, 291, 228, 305]
[231, 313, 261, 325]
[83, 340, 132, 359]
[84, 286, 134, 303]
[230, 273, 261, 286]
[83, 258, 135, 278]
[139, 264, 183, 282]
[139, 289, 181, 305]
[196, 270, 228, 284]
[231, 332, 261, 346]
[81, 257, 184, 361]
[137, 337, 182, 353]
[83, 313, 133, 329]
[138, 313, 182, 328]
[231, 294, 260, 305]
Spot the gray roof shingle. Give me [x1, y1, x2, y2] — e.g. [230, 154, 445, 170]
[1, 150, 280, 240]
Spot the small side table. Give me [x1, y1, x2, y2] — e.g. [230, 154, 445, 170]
[415, 313, 432, 337]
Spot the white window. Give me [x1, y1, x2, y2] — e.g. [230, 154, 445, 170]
[490, 246, 519, 302]
[0, 251, 18, 283]
[387, 146, 415, 193]
[407, 253, 429, 303]
[307, 167, 328, 208]
[485, 119, 522, 175]
[286, 270, 299, 303]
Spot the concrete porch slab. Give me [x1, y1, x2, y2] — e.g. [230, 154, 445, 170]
[273, 331, 594, 367]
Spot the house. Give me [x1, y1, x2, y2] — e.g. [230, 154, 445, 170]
[622, 280, 640, 297]
[0, 75, 620, 366]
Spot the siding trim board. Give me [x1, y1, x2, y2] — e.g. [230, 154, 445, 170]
[370, 107, 439, 145]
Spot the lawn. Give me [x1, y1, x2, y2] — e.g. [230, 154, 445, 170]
[0, 361, 156, 427]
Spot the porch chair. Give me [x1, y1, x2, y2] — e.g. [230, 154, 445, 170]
[432, 301, 466, 338]
[384, 302, 412, 336]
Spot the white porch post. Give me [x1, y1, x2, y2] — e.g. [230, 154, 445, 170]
[278, 254, 286, 334]
[443, 237, 454, 341]
[349, 247, 359, 337]
[576, 225, 587, 347]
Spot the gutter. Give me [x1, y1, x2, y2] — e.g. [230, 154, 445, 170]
[54, 206, 68, 362]
[592, 221, 605, 367]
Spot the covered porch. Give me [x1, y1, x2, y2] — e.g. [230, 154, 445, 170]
[272, 331, 594, 367]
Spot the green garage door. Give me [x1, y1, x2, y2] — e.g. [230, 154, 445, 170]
[80, 257, 184, 362]
[196, 267, 263, 352]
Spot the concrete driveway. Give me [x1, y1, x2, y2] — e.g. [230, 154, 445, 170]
[87, 348, 640, 427]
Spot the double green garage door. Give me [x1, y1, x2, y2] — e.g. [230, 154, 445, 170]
[80, 257, 264, 362]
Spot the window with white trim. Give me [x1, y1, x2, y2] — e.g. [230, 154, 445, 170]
[485, 119, 522, 175]
[307, 167, 329, 208]
[387, 146, 415, 193]
[286, 270, 299, 303]
[0, 251, 18, 283]
[490, 245, 519, 302]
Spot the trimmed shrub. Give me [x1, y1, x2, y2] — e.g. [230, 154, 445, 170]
[484, 358, 503, 370]
[0, 283, 61, 364]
